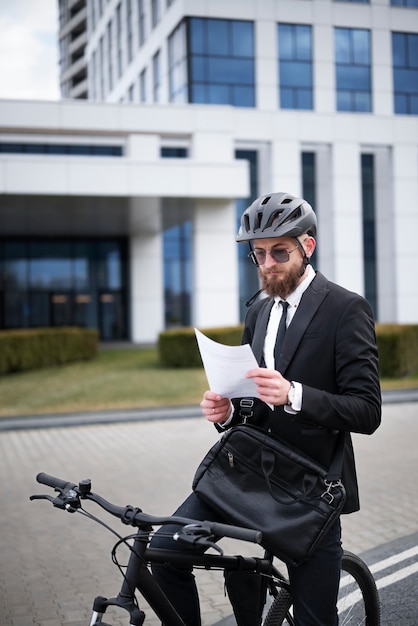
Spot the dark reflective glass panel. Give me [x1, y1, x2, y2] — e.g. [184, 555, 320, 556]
[0, 238, 128, 340]
[335, 28, 371, 112]
[188, 18, 255, 108]
[278, 24, 313, 110]
[392, 32, 418, 114]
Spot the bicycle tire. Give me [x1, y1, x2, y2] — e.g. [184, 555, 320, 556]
[263, 550, 380, 626]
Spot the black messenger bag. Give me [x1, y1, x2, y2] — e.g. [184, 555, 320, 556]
[192, 423, 346, 566]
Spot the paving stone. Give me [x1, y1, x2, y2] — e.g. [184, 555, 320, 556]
[0, 401, 417, 625]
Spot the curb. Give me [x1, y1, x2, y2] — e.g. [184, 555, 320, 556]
[0, 388, 417, 432]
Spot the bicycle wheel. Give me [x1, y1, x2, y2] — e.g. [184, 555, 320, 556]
[263, 550, 380, 626]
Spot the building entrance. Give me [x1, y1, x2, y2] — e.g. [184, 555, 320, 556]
[0, 238, 128, 341]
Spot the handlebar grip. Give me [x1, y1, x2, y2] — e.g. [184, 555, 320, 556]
[36, 472, 77, 491]
[210, 522, 262, 545]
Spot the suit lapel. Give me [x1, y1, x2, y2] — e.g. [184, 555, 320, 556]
[276, 272, 329, 374]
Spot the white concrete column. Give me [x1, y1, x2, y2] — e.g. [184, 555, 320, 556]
[192, 199, 239, 329]
[332, 142, 364, 294]
[374, 146, 396, 323]
[312, 144, 335, 279]
[392, 144, 418, 322]
[130, 232, 164, 343]
[270, 139, 302, 195]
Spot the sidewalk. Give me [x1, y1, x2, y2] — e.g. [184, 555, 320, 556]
[0, 397, 417, 625]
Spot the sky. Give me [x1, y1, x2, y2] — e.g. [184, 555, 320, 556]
[0, 0, 60, 100]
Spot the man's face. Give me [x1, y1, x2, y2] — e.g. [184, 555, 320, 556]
[252, 236, 314, 299]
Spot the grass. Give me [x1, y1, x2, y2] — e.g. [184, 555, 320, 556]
[0, 346, 417, 419]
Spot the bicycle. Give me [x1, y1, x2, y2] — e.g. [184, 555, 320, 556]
[30, 472, 380, 626]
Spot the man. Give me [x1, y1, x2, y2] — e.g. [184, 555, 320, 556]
[152, 192, 381, 626]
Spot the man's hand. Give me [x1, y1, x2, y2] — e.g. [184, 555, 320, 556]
[246, 367, 292, 406]
[200, 390, 232, 423]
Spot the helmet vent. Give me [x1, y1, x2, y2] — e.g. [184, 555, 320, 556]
[254, 211, 263, 230]
[261, 195, 271, 205]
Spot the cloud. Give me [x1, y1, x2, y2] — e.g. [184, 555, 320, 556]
[0, 0, 60, 100]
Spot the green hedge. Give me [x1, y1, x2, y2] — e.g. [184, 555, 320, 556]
[158, 325, 244, 368]
[0, 327, 99, 375]
[159, 323, 418, 379]
[376, 324, 418, 378]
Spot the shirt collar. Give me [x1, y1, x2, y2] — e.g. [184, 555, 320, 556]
[274, 264, 316, 309]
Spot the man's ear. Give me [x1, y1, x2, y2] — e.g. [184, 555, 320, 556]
[305, 236, 316, 258]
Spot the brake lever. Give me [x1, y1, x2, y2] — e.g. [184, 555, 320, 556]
[173, 525, 224, 555]
[30, 488, 81, 513]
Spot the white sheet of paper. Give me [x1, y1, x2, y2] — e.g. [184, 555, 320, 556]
[194, 328, 258, 398]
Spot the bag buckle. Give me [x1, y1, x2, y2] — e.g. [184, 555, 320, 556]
[239, 398, 254, 423]
[321, 479, 342, 505]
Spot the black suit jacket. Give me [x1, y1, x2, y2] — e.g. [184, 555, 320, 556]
[231, 271, 381, 513]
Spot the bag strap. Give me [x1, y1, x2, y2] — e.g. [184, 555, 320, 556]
[326, 431, 346, 483]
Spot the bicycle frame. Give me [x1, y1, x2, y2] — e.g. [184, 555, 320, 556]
[89, 528, 287, 626]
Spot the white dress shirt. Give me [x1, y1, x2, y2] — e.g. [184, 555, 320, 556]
[263, 265, 316, 413]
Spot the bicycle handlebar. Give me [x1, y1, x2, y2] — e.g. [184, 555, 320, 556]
[37, 472, 77, 491]
[34, 472, 263, 546]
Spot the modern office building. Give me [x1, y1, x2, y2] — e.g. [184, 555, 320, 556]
[0, 0, 417, 343]
[59, 0, 88, 99]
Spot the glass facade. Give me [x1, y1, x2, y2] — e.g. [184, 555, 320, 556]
[335, 28, 371, 112]
[168, 17, 255, 106]
[392, 32, 418, 114]
[0, 238, 128, 340]
[168, 20, 188, 103]
[0, 143, 123, 156]
[361, 154, 377, 317]
[235, 150, 259, 319]
[278, 24, 313, 110]
[391, 0, 418, 6]
[163, 213, 192, 328]
[302, 152, 317, 268]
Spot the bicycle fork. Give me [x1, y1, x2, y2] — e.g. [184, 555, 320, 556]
[89, 531, 185, 626]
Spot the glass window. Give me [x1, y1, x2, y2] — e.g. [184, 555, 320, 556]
[391, 0, 418, 6]
[187, 18, 255, 108]
[235, 150, 259, 319]
[138, 0, 146, 47]
[107, 20, 113, 90]
[116, 2, 123, 78]
[163, 212, 192, 327]
[161, 147, 188, 157]
[140, 68, 147, 102]
[28, 242, 72, 289]
[0, 143, 122, 156]
[3, 242, 28, 289]
[361, 154, 377, 316]
[302, 152, 317, 268]
[335, 28, 371, 112]
[153, 49, 161, 102]
[127, 0, 133, 63]
[168, 20, 188, 103]
[151, 0, 160, 28]
[98, 241, 122, 290]
[278, 24, 313, 110]
[392, 32, 418, 114]
[0, 238, 128, 339]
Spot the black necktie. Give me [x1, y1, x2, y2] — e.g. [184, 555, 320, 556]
[274, 301, 289, 365]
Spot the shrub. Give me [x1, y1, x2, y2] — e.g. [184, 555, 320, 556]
[159, 323, 418, 379]
[376, 324, 418, 378]
[158, 325, 244, 368]
[0, 327, 99, 375]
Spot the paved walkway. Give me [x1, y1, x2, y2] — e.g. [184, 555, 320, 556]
[0, 398, 417, 625]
